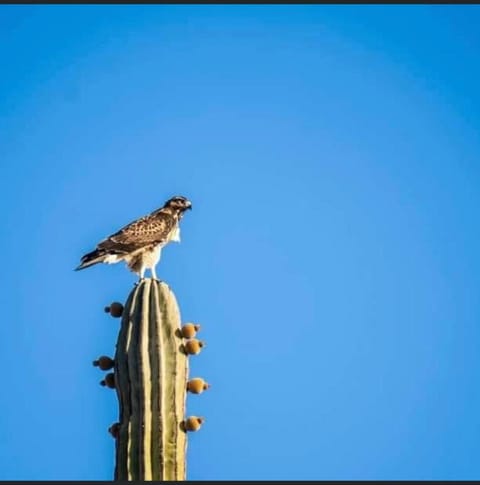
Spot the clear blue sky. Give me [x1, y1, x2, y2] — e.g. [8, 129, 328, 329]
[1, 5, 480, 480]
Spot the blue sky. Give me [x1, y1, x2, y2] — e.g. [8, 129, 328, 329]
[1, 4, 480, 480]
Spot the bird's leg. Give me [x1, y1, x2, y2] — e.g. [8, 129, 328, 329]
[138, 266, 146, 281]
[151, 266, 160, 281]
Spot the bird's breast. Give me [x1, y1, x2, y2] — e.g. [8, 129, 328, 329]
[170, 225, 181, 242]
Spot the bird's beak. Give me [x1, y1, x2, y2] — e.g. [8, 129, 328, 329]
[187, 202, 192, 210]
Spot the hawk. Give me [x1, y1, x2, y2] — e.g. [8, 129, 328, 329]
[75, 195, 192, 280]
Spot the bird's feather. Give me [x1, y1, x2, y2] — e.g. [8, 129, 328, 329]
[97, 211, 177, 253]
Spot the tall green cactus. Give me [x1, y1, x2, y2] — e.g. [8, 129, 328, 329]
[94, 278, 207, 480]
[113, 279, 190, 481]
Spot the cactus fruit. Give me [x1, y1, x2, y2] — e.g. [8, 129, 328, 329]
[180, 323, 201, 339]
[187, 378, 210, 394]
[93, 356, 114, 370]
[109, 422, 120, 439]
[183, 339, 205, 355]
[105, 302, 124, 318]
[113, 279, 189, 481]
[100, 372, 115, 389]
[182, 416, 205, 432]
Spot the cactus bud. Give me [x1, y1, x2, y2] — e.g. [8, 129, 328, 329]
[93, 356, 114, 370]
[180, 323, 201, 338]
[187, 378, 210, 394]
[182, 416, 205, 432]
[104, 302, 124, 318]
[109, 422, 120, 438]
[100, 372, 115, 389]
[183, 339, 205, 355]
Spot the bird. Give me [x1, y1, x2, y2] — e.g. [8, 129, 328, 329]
[75, 195, 192, 280]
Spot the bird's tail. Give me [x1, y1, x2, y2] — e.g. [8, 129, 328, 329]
[75, 248, 108, 271]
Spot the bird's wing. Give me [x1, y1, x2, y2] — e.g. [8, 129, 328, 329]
[97, 211, 176, 253]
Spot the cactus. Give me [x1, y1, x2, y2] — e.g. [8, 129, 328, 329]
[112, 279, 190, 481]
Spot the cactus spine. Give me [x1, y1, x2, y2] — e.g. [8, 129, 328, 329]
[113, 279, 189, 481]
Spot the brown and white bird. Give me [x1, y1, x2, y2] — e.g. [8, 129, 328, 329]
[75, 195, 192, 280]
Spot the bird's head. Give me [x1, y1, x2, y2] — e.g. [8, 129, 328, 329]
[164, 195, 192, 213]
